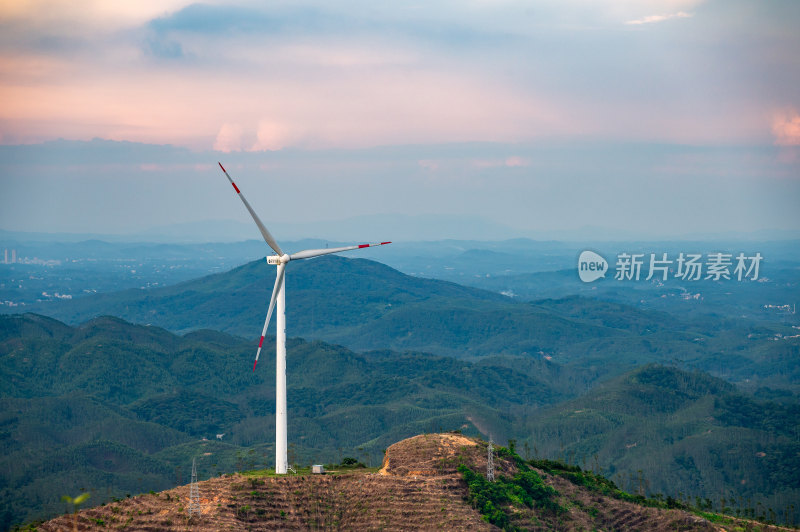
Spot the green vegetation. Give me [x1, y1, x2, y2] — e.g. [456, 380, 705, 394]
[529, 456, 797, 528]
[335, 457, 366, 469]
[60, 492, 89, 532]
[459, 446, 562, 530]
[529, 458, 682, 509]
[519, 365, 800, 522]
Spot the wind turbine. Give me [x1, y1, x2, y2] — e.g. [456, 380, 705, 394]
[218, 162, 390, 474]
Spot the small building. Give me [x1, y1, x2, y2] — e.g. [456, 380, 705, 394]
[311, 464, 325, 474]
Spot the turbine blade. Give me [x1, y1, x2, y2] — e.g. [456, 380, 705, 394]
[218, 162, 283, 256]
[290, 241, 391, 261]
[253, 262, 286, 371]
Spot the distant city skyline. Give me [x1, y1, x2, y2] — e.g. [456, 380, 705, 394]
[1, 1, 798, 239]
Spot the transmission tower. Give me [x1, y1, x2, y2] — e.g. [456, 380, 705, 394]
[188, 457, 200, 517]
[487, 437, 495, 482]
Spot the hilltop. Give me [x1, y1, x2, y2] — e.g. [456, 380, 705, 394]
[37, 433, 794, 532]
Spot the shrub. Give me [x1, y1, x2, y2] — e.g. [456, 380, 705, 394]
[459, 463, 563, 530]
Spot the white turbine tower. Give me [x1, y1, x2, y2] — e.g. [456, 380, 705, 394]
[218, 162, 390, 474]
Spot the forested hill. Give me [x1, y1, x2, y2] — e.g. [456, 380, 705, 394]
[2, 313, 799, 527]
[13, 256, 798, 390]
[518, 364, 800, 521]
[0, 312, 578, 528]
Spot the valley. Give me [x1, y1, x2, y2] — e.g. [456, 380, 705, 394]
[1, 239, 798, 529]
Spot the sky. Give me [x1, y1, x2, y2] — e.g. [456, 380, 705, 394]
[0, 0, 798, 241]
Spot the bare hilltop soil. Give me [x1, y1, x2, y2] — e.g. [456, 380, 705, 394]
[38, 433, 796, 531]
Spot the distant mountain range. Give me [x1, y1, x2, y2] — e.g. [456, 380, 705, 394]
[3, 220, 799, 245]
[0, 212, 521, 243]
[18, 255, 799, 389]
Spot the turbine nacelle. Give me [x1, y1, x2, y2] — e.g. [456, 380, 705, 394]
[267, 254, 290, 265]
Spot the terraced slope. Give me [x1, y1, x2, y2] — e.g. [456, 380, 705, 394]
[39, 471, 490, 531]
[39, 433, 796, 531]
[381, 434, 719, 532]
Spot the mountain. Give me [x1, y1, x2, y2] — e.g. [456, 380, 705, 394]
[2, 314, 799, 528]
[518, 365, 800, 520]
[15, 256, 614, 359]
[0, 313, 584, 528]
[16, 256, 798, 389]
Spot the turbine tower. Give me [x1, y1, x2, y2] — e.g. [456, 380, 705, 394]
[218, 162, 390, 474]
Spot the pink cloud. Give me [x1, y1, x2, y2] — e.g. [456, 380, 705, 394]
[504, 156, 529, 167]
[251, 121, 293, 152]
[772, 109, 800, 146]
[0, 37, 565, 150]
[0, 3, 786, 151]
[625, 11, 692, 25]
[470, 156, 530, 169]
[213, 123, 244, 153]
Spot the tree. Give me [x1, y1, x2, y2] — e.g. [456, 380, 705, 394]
[61, 492, 89, 532]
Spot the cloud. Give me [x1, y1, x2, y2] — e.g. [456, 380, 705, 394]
[251, 121, 294, 152]
[625, 11, 692, 25]
[772, 109, 800, 146]
[1, 0, 799, 150]
[470, 156, 530, 168]
[213, 123, 244, 152]
[147, 3, 333, 36]
[504, 156, 529, 167]
[0, 0, 191, 47]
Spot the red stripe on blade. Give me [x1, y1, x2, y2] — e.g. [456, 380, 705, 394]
[381, 241, 391, 245]
[253, 359, 258, 371]
[232, 182, 241, 193]
[218, 162, 226, 172]
[358, 244, 369, 248]
[258, 336, 264, 348]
